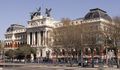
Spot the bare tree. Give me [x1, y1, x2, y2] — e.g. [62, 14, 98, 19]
[0, 41, 4, 61]
[102, 16, 120, 68]
[81, 23, 97, 67]
[111, 16, 120, 68]
[53, 18, 83, 66]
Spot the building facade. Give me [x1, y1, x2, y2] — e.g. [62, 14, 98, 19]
[4, 8, 60, 59]
[5, 24, 26, 50]
[79, 8, 114, 63]
[27, 10, 59, 59]
[5, 8, 119, 62]
[51, 8, 118, 63]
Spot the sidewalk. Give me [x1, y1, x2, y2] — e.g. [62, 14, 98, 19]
[25, 63, 120, 70]
[0, 63, 120, 70]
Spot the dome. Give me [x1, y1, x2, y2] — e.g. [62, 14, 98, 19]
[84, 8, 112, 22]
[6, 24, 25, 32]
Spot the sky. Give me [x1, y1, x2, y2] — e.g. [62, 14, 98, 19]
[0, 0, 120, 40]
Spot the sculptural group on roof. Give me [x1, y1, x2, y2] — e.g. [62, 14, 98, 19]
[30, 7, 52, 19]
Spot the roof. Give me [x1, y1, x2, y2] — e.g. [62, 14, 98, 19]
[84, 8, 112, 22]
[6, 24, 25, 32]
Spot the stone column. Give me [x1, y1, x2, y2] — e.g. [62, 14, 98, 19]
[37, 32, 39, 46]
[27, 33, 30, 44]
[46, 31, 48, 46]
[47, 31, 49, 45]
[44, 31, 48, 46]
[43, 31, 45, 46]
[44, 31, 46, 46]
[37, 32, 41, 46]
[39, 32, 41, 46]
[32, 32, 35, 45]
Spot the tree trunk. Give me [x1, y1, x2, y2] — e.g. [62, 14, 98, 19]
[116, 49, 120, 68]
[69, 56, 73, 67]
[106, 48, 108, 65]
[91, 49, 94, 68]
[24, 55, 27, 64]
[81, 50, 83, 67]
[69, 51, 74, 67]
[55, 53, 58, 65]
[116, 56, 120, 68]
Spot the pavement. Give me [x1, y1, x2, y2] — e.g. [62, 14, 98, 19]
[1, 66, 120, 70]
[0, 63, 120, 70]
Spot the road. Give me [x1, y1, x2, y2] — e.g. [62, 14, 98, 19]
[1, 65, 120, 70]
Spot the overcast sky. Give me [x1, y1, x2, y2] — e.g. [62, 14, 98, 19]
[0, 0, 120, 40]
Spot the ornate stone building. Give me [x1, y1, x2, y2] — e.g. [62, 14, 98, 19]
[4, 8, 60, 59]
[52, 8, 118, 64]
[5, 8, 119, 63]
[80, 8, 114, 63]
[27, 9, 59, 59]
[4, 24, 26, 49]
